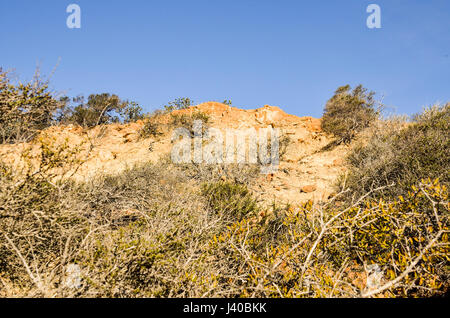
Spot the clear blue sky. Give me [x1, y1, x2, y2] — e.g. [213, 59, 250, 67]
[1, 0, 449, 117]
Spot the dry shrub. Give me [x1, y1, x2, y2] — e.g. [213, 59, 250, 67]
[0, 68, 63, 144]
[279, 134, 291, 160]
[72, 164, 217, 297]
[170, 111, 210, 137]
[0, 141, 256, 297]
[176, 162, 260, 185]
[0, 139, 89, 297]
[345, 103, 449, 199]
[65, 162, 260, 297]
[139, 97, 198, 139]
[163, 97, 194, 112]
[139, 110, 210, 140]
[139, 111, 166, 139]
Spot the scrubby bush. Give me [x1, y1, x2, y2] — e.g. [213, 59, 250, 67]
[139, 110, 210, 140]
[0, 144, 213, 296]
[61, 93, 144, 128]
[0, 68, 64, 144]
[163, 97, 194, 112]
[322, 84, 379, 144]
[121, 101, 145, 123]
[177, 162, 260, 185]
[201, 181, 258, 220]
[278, 133, 291, 160]
[171, 111, 209, 126]
[138, 97, 206, 140]
[170, 111, 210, 136]
[139, 120, 161, 139]
[71, 162, 220, 297]
[0, 138, 89, 296]
[139, 112, 164, 139]
[344, 103, 449, 199]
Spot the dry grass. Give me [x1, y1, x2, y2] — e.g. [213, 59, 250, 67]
[343, 103, 449, 200]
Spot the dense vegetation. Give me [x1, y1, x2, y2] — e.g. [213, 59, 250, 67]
[0, 71, 448, 298]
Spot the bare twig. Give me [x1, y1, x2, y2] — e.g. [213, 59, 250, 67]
[362, 230, 446, 297]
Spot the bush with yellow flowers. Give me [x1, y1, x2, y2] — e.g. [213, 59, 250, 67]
[323, 179, 449, 297]
[205, 179, 448, 298]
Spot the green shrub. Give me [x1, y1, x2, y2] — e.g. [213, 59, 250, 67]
[121, 101, 145, 123]
[61, 93, 143, 128]
[163, 97, 194, 112]
[322, 84, 379, 144]
[201, 181, 258, 220]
